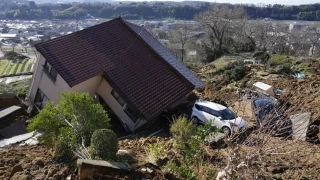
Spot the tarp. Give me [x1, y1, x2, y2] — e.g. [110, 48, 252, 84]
[0, 131, 43, 148]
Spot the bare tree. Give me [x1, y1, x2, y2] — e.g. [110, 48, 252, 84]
[288, 30, 310, 57]
[305, 23, 320, 56]
[168, 25, 191, 63]
[195, 5, 248, 59]
[251, 21, 274, 51]
[11, 42, 17, 52]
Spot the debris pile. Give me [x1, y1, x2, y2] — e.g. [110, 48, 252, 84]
[0, 145, 73, 180]
[265, 75, 320, 122]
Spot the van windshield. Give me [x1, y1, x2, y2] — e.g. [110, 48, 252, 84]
[219, 108, 236, 120]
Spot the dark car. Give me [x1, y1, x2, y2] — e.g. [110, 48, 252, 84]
[252, 99, 293, 136]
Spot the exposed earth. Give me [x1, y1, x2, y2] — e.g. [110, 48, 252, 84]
[0, 145, 74, 180]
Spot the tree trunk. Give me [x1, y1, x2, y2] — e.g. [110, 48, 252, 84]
[311, 44, 315, 56]
[181, 49, 184, 63]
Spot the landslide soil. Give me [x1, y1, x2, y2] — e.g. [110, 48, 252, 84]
[0, 145, 74, 180]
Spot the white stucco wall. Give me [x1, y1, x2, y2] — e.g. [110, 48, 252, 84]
[96, 79, 147, 132]
[69, 76, 103, 97]
[27, 54, 102, 104]
[28, 54, 70, 104]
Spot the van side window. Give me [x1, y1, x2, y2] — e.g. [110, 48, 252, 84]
[195, 104, 201, 110]
[210, 109, 221, 117]
[202, 106, 211, 114]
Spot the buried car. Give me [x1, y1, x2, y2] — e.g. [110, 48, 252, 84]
[191, 101, 246, 134]
[252, 98, 293, 136]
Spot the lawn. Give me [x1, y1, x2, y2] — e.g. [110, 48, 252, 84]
[0, 58, 34, 76]
[0, 60, 9, 75]
[17, 59, 28, 73]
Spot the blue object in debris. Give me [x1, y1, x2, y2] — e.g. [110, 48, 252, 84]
[297, 73, 306, 78]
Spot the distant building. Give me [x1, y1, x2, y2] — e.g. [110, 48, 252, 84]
[0, 34, 20, 40]
[289, 22, 308, 32]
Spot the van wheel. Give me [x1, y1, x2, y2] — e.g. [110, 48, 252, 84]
[192, 117, 200, 125]
[222, 127, 231, 135]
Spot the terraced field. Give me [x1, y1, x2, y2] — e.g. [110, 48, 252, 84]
[0, 58, 36, 76]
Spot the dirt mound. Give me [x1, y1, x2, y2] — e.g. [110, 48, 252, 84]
[0, 145, 74, 180]
[236, 136, 320, 179]
[264, 75, 320, 122]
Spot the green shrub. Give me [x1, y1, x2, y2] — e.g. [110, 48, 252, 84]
[296, 63, 310, 73]
[275, 63, 293, 75]
[54, 140, 74, 163]
[28, 92, 111, 162]
[269, 55, 294, 67]
[4, 51, 28, 60]
[90, 129, 118, 160]
[56, 126, 77, 156]
[58, 92, 110, 146]
[170, 116, 195, 145]
[28, 102, 63, 147]
[146, 143, 165, 165]
[13, 85, 29, 98]
[252, 51, 270, 63]
[224, 61, 246, 81]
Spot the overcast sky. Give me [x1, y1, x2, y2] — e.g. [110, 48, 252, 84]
[213, 0, 320, 5]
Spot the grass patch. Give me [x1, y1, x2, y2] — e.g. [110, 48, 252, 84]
[0, 60, 10, 75]
[23, 59, 31, 72]
[269, 55, 295, 67]
[17, 59, 28, 73]
[295, 63, 310, 73]
[5, 63, 13, 75]
[9, 62, 19, 75]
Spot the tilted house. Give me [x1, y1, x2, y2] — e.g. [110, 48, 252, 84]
[27, 18, 204, 132]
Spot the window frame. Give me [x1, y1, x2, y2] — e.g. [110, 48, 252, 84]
[34, 88, 49, 109]
[111, 89, 125, 107]
[209, 109, 221, 117]
[124, 105, 139, 123]
[43, 61, 58, 82]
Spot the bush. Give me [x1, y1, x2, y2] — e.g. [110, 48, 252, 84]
[224, 61, 246, 81]
[269, 55, 294, 67]
[4, 51, 28, 60]
[252, 51, 270, 63]
[146, 143, 165, 165]
[54, 140, 74, 163]
[13, 85, 29, 98]
[90, 129, 118, 160]
[28, 92, 111, 162]
[170, 116, 195, 145]
[296, 63, 310, 73]
[275, 63, 293, 75]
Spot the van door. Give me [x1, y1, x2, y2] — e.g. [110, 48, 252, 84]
[209, 109, 225, 128]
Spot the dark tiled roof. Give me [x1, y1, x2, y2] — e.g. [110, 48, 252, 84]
[125, 21, 205, 88]
[35, 18, 202, 120]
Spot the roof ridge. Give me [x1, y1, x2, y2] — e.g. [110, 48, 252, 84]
[118, 18, 195, 89]
[35, 18, 122, 49]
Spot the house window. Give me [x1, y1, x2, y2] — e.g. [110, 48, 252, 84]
[34, 88, 49, 109]
[111, 89, 125, 106]
[43, 61, 57, 82]
[124, 105, 139, 123]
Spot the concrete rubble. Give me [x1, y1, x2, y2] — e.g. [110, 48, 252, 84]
[77, 159, 131, 180]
